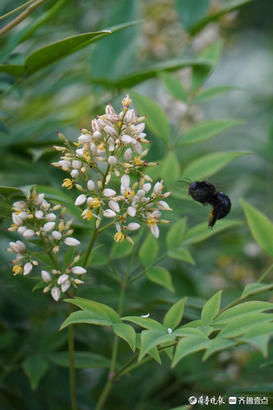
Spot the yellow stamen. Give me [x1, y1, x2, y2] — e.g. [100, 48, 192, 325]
[73, 142, 80, 146]
[147, 216, 157, 226]
[114, 232, 125, 243]
[13, 265, 23, 275]
[124, 189, 135, 199]
[62, 178, 73, 189]
[89, 198, 101, 209]
[134, 156, 144, 166]
[82, 209, 94, 221]
[97, 142, 105, 152]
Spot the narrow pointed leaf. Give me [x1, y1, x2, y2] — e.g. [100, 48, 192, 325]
[202, 337, 235, 361]
[182, 220, 242, 245]
[214, 301, 273, 324]
[139, 330, 174, 361]
[219, 313, 273, 338]
[241, 282, 273, 298]
[172, 336, 209, 367]
[146, 267, 174, 293]
[159, 72, 187, 102]
[166, 218, 187, 249]
[64, 297, 120, 322]
[49, 351, 110, 368]
[201, 290, 222, 324]
[22, 354, 49, 390]
[163, 298, 187, 329]
[139, 234, 159, 267]
[161, 151, 180, 186]
[111, 240, 133, 259]
[175, 0, 209, 31]
[167, 248, 195, 265]
[194, 86, 241, 103]
[177, 120, 244, 146]
[181, 151, 252, 180]
[121, 316, 165, 331]
[60, 311, 112, 330]
[241, 199, 273, 258]
[113, 323, 136, 351]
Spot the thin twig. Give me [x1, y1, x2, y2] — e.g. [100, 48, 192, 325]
[0, 0, 48, 37]
[0, 0, 35, 22]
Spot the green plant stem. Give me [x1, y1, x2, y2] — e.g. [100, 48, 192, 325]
[83, 228, 98, 268]
[0, 0, 35, 21]
[68, 303, 78, 410]
[0, 0, 48, 36]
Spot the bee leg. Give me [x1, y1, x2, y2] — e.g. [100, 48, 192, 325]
[208, 206, 217, 228]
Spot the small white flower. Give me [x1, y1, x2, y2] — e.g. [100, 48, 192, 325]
[73, 278, 84, 285]
[92, 119, 100, 131]
[12, 213, 23, 225]
[9, 240, 25, 253]
[109, 200, 120, 213]
[34, 193, 45, 205]
[153, 180, 163, 194]
[127, 222, 140, 231]
[103, 188, 116, 197]
[87, 180, 95, 191]
[71, 169, 79, 178]
[143, 183, 151, 193]
[23, 229, 35, 238]
[71, 266, 87, 275]
[46, 213, 57, 221]
[108, 156, 117, 166]
[157, 201, 172, 211]
[76, 148, 84, 157]
[17, 226, 27, 234]
[58, 274, 69, 285]
[72, 160, 82, 169]
[41, 270, 51, 282]
[78, 134, 91, 143]
[108, 137, 115, 152]
[64, 237, 80, 247]
[136, 123, 145, 133]
[127, 206, 136, 217]
[124, 148, 132, 161]
[150, 224, 159, 239]
[42, 222, 55, 232]
[121, 135, 134, 145]
[59, 160, 71, 168]
[35, 210, 44, 219]
[103, 209, 116, 218]
[121, 175, 130, 187]
[124, 109, 136, 123]
[75, 194, 87, 206]
[167, 328, 173, 334]
[61, 280, 71, 293]
[51, 286, 60, 302]
[52, 230, 62, 240]
[23, 262, 33, 276]
[105, 125, 117, 136]
[13, 201, 26, 209]
[41, 200, 50, 210]
[93, 130, 101, 138]
[18, 211, 28, 220]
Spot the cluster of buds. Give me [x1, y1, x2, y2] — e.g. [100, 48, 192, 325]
[7, 188, 85, 301]
[52, 95, 172, 242]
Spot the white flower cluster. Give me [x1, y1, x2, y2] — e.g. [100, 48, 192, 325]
[7, 189, 85, 301]
[52, 95, 172, 242]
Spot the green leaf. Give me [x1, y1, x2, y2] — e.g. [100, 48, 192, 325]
[219, 313, 273, 338]
[0, 64, 25, 77]
[166, 218, 187, 249]
[148, 346, 161, 364]
[167, 248, 195, 265]
[22, 354, 49, 390]
[139, 233, 159, 267]
[122, 316, 165, 331]
[194, 86, 241, 103]
[182, 220, 242, 245]
[189, 0, 253, 35]
[200, 40, 223, 64]
[174, 327, 210, 337]
[181, 151, 252, 180]
[131, 92, 169, 143]
[177, 120, 244, 146]
[175, 0, 210, 31]
[161, 151, 180, 186]
[172, 336, 209, 368]
[49, 351, 110, 368]
[139, 329, 175, 361]
[146, 267, 174, 293]
[214, 301, 273, 324]
[242, 334, 270, 357]
[64, 297, 120, 323]
[163, 298, 187, 330]
[60, 310, 113, 329]
[0, 198, 12, 216]
[241, 282, 273, 298]
[202, 337, 235, 361]
[0, 185, 26, 197]
[241, 199, 273, 258]
[110, 240, 133, 259]
[201, 290, 222, 324]
[159, 72, 187, 102]
[92, 59, 211, 88]
[113, 323, 136, 351]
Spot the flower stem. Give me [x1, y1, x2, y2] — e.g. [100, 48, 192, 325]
[83, 228, 98, 268]
[68, 303, 78, 410]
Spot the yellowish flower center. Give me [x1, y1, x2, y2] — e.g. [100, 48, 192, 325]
[147, 216, 157, 226]
[114, 231, 124, 243]
[73, 142, 80, 146]
[62, 178, 73, 189]
[134, 156, 143, 166]
[97, 142, 105, 152]
[124, 189, 135, 199]
[90, 198, 101, 209]
[83, 209, 94, 221]
[13, 265, 23, 275]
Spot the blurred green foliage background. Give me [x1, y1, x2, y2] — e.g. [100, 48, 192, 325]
[0, 0, 273, 409]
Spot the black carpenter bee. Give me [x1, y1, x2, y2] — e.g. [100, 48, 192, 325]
[188, 181, 231, 228]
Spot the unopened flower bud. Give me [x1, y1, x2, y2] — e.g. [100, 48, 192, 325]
[41, 270, 51, 282]
[64, 237, 80, 247]
[87, 180, 95, 191]
[103, 188, 116, 197]
[103, 209, 116, 218]
[23, 262, 33, 276]
[71, 266, 87, 275]
[127, 222, 140, 231]
[75, 194, 87, 206]
[23, 229, 35, 238]
[51, 286, 60, 301]
[108, 156, 117, 166]
[71, 169, 79, 178]
[42, 222, 55, 232]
